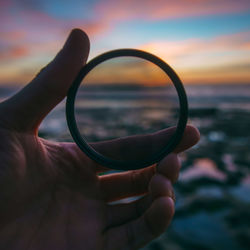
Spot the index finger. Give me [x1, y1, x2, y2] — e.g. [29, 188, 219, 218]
[63, 125, 199, 173]
[91, 125, 200, 163]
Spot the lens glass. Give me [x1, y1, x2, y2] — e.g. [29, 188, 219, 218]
[74, 56, 180, 161]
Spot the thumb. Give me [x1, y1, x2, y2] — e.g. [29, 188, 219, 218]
[0, 29, 89, 132]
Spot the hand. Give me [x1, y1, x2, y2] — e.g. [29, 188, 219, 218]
[0, 29, 200, 250]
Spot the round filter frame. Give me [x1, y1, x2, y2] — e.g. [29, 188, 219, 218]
[66, 49, 188, 170]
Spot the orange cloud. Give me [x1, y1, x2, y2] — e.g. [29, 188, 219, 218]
[0, 45, 29, 60]
[83, 58, 172, 86]
[139, 31, 250, 84]
[10, 47, 28, 57]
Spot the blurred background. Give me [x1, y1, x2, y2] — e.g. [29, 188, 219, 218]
[0, 0, 250, 249]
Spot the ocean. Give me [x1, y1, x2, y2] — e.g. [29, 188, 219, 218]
[0, 83, 250, 249]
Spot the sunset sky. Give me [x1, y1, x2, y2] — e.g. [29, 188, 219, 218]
[0, 0, 250, 85]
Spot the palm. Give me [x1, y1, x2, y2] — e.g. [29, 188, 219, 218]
[0, 130, 105, 248]
[0, 29, 199, 250]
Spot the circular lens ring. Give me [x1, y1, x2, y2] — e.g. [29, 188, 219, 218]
[66, 49, 188, 170]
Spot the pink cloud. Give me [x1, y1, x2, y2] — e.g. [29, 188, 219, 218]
[140, 31, 250, 60]
[0, 3, 109, 63]
[0, 31, 26, 43]
[0, 0, 11, 8]
[0, 45, 29, 60]
[0, 0, 249, 85]
[1, 0, 112, 36]
[0, 1, 111, 84]
[95, 0, 250, 21]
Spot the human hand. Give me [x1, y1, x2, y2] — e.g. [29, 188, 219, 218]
[0, 29, 200, 250]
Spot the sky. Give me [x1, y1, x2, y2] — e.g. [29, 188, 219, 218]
[0, 0, 250, 85]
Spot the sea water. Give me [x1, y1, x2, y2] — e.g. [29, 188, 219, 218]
[0, 84, 250, 250]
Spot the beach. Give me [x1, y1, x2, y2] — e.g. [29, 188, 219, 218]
[1, 83, 250, 250]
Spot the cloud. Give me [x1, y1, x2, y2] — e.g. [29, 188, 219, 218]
[0, 0, 112, 84]
[139, 31, 250, 83]
[0, 0, 249, 85]
[0, 45, 29, 60]
[140, 31, 250, 63]
[0, 0, 109, 38]
[0, 1, 110, 62]
[95, 0, 250, 21]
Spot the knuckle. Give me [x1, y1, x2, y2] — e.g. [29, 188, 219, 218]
[130, 169, 151, 194]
